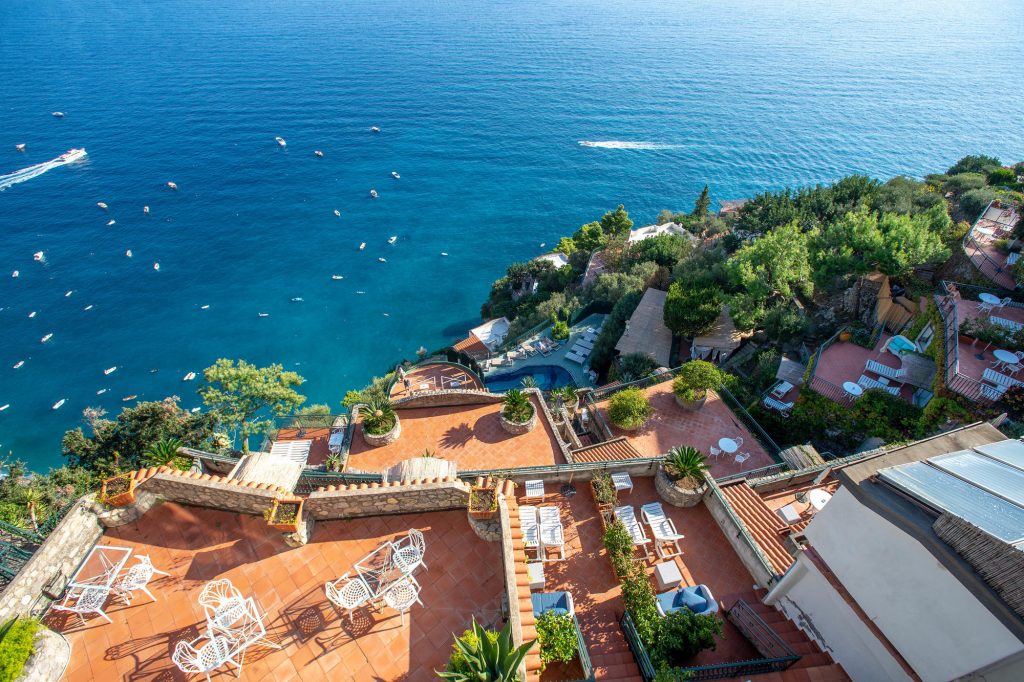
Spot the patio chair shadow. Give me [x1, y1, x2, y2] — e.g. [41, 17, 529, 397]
[440, 423, 474, 448]
[274, 584, 337, 646]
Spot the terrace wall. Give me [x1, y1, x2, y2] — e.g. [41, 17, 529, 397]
[0, 500, 103, 623]
[394, 389, 503, 409]
[306, 478, 471, 519]
[143, 472, 281, 516]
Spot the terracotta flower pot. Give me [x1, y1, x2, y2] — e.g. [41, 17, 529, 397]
[469, 486, 498, 520]
[101, 474, 137, 508]
[674, 391, 707, 411]
[267, 498, 304, 533]
[361, 414, 401, 447]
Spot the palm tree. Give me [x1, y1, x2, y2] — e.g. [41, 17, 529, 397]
[520, 376, 537, 389]
[22, 488, 42, 531]
[502, 389, 534, 424]
[363, 396, 397, 435]
[145, 437, 185, 467]
[664, 446, 708, 484]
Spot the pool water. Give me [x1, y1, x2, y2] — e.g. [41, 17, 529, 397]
[485, 365, 576, 392]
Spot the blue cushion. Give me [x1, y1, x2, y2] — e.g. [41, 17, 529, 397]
[547, 607, 569, 617]
[675, 588, 707, 612]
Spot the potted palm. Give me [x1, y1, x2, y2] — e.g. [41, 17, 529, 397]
[658, 446, 709, 507]
[360, 395, 401, 447]
[265, 498, 304, 533]
[607, 387, 652, 431]
[100, 472, 137, 507]
[672, 360, 723, 411]
[500, 389, 537, 435]
[550, 385, 580, 415]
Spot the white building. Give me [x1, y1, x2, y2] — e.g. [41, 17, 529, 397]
[626, 222, 695, 245]
[533, 252, 570, 269]
[765, 424, 1024, 682]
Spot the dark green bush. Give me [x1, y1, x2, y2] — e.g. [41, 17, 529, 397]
[959, 188, 998, 218]
[649, 610, 723, 667]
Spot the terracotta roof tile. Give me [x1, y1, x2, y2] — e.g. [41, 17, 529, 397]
[570, 436, 644, 463]
[720, 481, 794, 574]
[451, 335, 490, 357]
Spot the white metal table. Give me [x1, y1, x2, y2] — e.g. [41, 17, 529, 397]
[70, 545, 133, 590]
[842, 381, 864, 397]
[979, 293, 1002, 306]
[354, 541, 406, 599]
[993, 349, 1019, 368]
[718, 438, 738, 454]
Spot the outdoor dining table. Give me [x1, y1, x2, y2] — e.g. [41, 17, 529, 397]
[354, 541, 406, 599]
[718, 438, 738, 454]
[842, 381, 864, 398]
[979, 293, 1002, 306]
[69, 545, 133, 590]
[993, 349, 1019, 368]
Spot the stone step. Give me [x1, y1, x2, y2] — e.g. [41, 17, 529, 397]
[592, 662, 643, 680]
[792, 652, 835, 669]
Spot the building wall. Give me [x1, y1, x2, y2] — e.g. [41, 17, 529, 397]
[798, 488, 1023, 681]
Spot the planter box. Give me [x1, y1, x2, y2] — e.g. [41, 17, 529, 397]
[655, 467, 705, 508]
[499, 407, 536, 435]
[101, 474, 137, 508]
[468, 486, 498, 520]
[590, 478, 617, 511]
[674, 392, 707, 411]
[361, 414, 401, 447]
[267, 498, 304, 533]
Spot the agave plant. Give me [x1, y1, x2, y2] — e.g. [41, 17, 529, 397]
[520, 376, 537, 389]
[437, 617, 535, 681]
[144, 437, 185, 467]
[502, 389, 534, 424]
[550, 385, 578, 404]
[664, 446, 708, 484]
[362, 395, 397, 435]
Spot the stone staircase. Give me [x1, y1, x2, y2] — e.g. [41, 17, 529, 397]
[590, 650, 644, 681]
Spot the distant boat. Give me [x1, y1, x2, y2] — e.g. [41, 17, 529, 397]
[0, 405, 8, 412]
[65, 290, 73, 297]
[122, 395, 137, 402]
[33, 251, 44, 261]
[183, 371, 196, 381]
[97, 389, 108, 395]
[378, 257, 387, 263]
[200, 304, 210, 309]
[258, 312, 269, 317]
[383, 313, 390, 317]
[153, 262, 160, 271]
[291, 297, 304, 302]
[97, 202, 108, 210]
[370, 189, 378, 198]
[333, 209, 341, 217]
[275, 136, 287, 147]
[126, 249, 132, 257]
[356, 290, 365, 294]
[28, 311, 36, 318]
[331, 275, 344, 280]
[440, 252, 449, 256]
[387, 236, 397, 245]
[191, 407, 201, 413]
[40, 333, 53, 343]
[107, 219, 116, 226]
[12, 361, 24, 369]
[83, 305, 93, 310]
[371, 126, 381, 133]
[359, 242, 366, 250]
[52, 399, 66, 410]
[52, 112, 64, 118]
[143, 205, 150, 214]
[58, 148, 86, 163]
[15, 144, 25, 152]
[391, 171, 400, 179]
[104, 367, 117, 375]
[166, 181, 177, 190]
[11, 271, 18, 278]
[314, 150, 324, 157]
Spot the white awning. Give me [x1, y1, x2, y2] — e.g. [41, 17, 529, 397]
[270, 439, 313, 466]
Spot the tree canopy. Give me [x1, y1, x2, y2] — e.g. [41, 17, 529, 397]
[599, 204, 633, 238]
[947, 154, 1001, 176]
[692, 185, 710, 218]
[663, 281, 722, 337]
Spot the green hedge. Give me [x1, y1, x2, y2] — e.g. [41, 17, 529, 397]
[0, 618, 39, 682]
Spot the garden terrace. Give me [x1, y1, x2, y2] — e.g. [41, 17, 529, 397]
[808, 332, 934, 408]
[963, 203, 1020, 291]
[48, 503, 505, 682]
[347, 395, 565, 473]
[590, 382, 775, 479]
[270, 427, 333, 467]
[389, 362, 484, 399]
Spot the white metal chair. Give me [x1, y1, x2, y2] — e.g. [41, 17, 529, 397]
[381, 575, 424, 626]
[733, 436, 744, 448]
[51, 585, 112, 625]
[709, 446, 722, 459]
[392, 528, 427, 574]
[611, 472, 633, 495]
[640, 502, 684, 559]
[524, 480, 545, 501]
[325, 573, 373, 622]
[538, 506, 566, 562]
[735, 452, 752, 465]
[199, 578, 245, 629]
[613, 505, 651, 558]
[519, 505, 541, 558]
[212, 596, 281, 671]
[172, 633, 236, 682]
[113, 554, 169, 605]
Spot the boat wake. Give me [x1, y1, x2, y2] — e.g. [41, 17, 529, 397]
[577, 140, 679, 150]
[0, 149, 86, 192]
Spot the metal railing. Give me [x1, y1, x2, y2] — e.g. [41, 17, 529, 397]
[295, 470, 385, 493]
[0, 541, 33, 581]
[459, 457, 662, 482]
[717, 386, 781, 458]
[619, 611, 656, 681]
[962, 199, 1015, 288]
[727, 600, 799, 661]
[934, 286, 987, 403]
[572, 614, 596, 681]
[715, 462, 789, 485]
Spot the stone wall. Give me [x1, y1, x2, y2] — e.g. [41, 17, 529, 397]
[702, 481, 778, 589]
[395, 389, 504, 409]
[143, 472, 281, 516]
[489, 459, 661, 484]
[0, 501, 104, 623]
[306, 478, 471, 519]
[22, 627, 70, 682]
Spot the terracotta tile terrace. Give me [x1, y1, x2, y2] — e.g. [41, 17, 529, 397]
[389, 363, 484, 399]
[273, 426, 333, 468]
[347, 395, 565, 473]
[963, 205, 1020, 291]
[49, 503, 504, 682]
[592, 382, 775, 479]
[810, 332, 918, 405]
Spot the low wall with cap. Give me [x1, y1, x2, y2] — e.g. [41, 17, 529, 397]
[305, 477, 472, 519]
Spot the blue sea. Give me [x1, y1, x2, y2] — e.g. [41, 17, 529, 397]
[2, 0, 1023, 471]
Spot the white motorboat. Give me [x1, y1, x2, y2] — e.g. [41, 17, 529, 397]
[333, 209, 341, 217]
[57, 148, 86, 163]
[359, 242, 366, 250]
[370, 126, 381, 133]
[52, 111, 64, 118]
[104, 367, 117, 375]
[258, 312, 269, 317]
[370, 189, 378, 198]
[122, 395, 137, 402]
[387, 236, 397, 245]
[378, 257, 387, 263]
[83, 305, 93, 310]
[107, 219, 116, 226]
[52, 399, 66, 410]
[126, 249, 133, 257]
[200, 304, 210, 309]
[41, 333, 53, 342]
[183, 371, 196, 381]
[28, 311, 36, 318]
[97, 389, 108, 395]
[314, 150, 324, 157]
[0, 405, 8, 412]
[143, 205, 150, 214]
[33, 251, 44, 261]
[331, 275, 344, 280]
[153, 262, 160, 271]
[15, 144, 25, 152]
[275, 136, 287, 147]
[64, 290, 73, 297]
[11, 271, 18, 277]
[12, 361, 24, 369]
[166, 181, 177, 190]
[291, 297, 304, 302]
[391, 171, 400, 179]
[97, 202, 108, 210]
[440, 252, 449, 256]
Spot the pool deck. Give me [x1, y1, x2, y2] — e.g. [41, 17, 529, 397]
[482, 314, 606, 389]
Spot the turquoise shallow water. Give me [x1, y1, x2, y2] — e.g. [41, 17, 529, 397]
[1, 0, 1023, 470]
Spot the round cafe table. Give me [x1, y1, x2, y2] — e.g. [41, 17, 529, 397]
[842, 381, 864, 397]
[979, 293, 1002, 306]
[808, 489, 833, 511]
[993, 349, 1019, 366]
[718, 438, 738, 454]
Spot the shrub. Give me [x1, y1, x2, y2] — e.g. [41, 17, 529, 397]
[763, 304, 808, 342]
[663, 282, 722, 337]
[960, 187, 998, 219]
[672, 361, 723, 402]
[592, 471, 618, 505]
[649, 610, 723, 666]
[551, 319, 570, 341]
[607, 388, 653, 429]
[439, 618, 533, 681]
[850, 390, 924, 442]
[947, 154, 1001, 176]
[619, 352, 658, 382]
[988, 167, 1017, 187]
[536, 611, 579, 667]
[620, 570, 660, 646]
[362, 395, 397, 435]
[0, 618, 39, 682]
[664, 446, 708, 486]
[1014, 258, 1024, 284]
[502, 389, 535, 424]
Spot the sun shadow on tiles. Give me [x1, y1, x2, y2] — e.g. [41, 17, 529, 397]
[440, 423, 474, 448]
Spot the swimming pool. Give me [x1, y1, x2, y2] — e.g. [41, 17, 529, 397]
[485, 365, 576, 392]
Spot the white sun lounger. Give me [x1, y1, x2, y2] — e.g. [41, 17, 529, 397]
[519, 506, 540, 558]
[538, 506, 566, 562]
[640, 502, 684, 559]
[576, 338, 595, 350]
[614, 505, 651, 558]
[565, 351, 587, 365]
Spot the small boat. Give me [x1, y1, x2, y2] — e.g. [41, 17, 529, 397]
[166, 181, 177, 190]
[371, 126, 381, 133]
[333, 209, 341, 217]
[183, 371, 196, 381]
[57, 148, 86, 163]
[440, 252, 449, 256]
[126, 249, 132, 257]
[391, 171, 400, 179]
[12, 271, 19, 278]
[64, 290, 73, 297]
[143, 205, 150, 214]
[191, 407, 201, 413]
[153, 262, 160, 271]
[97, 389, 108, 395]
[83, 305, 93, 310]
[97, 202, 108, 210]
[200, 304, 210, 309]
[0, 405, 8, 412]
[314, 150, 324, 157]
[258, 312, 269, 317]
[331, 275, 344, 280]
[15, 144, 25, 152]
[28, 311, 36, 318]
[52, 111, 64, 118]
[383, 313, 390, 317]
[290, 297, 304, 302]
[33, 251, 44, 261]
[12, 361, 24, 369]
[359, 242, 366, 250]
[356, 290, 365, 294]
[378, 257, 387, 263]
[149, 368, 158, 373]
[122, 395, 137, 402]
[370, 189, 378, 198]
[41, 333, 53, 342]
[387, 236, 397, 245]
[104, 367, 117, 375]
[107, 219, 116, 226]
[52, 399, 66, 410]
[275, 136, 287, 147]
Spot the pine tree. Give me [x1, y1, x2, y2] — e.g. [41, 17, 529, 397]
[692, 185, 711, 218]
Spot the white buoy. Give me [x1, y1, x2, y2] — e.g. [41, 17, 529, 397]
[126, 249, 133, 258]
[143, 205, 150, 214]
[153, 262, 160, 271]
